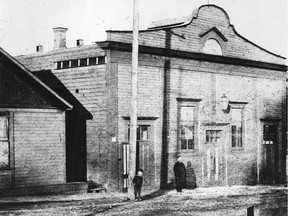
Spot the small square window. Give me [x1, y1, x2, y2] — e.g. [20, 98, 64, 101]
[62, 61, 69, 69]
[98, 56, 106, 65]
[71, 59, 78, 68]
[80, 58, 87, 67]
[89, 57, 96, 65]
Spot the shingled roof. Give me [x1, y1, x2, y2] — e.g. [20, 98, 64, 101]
[0, 47, 72, 109]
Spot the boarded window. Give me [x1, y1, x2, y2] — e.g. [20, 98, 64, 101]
[263, 125, 277, 145]
[231, 108, 242, 147]
[0, 115, 9, 169]
[180, 106, 194, 150]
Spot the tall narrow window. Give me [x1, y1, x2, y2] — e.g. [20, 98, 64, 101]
[0, 115, 9, 169]
[180, 106, 194, 150]
[231, 108, 242, 147]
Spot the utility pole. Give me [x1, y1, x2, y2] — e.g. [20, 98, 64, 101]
[128, 0, 139, 199]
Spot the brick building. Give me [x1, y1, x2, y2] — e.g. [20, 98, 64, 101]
[17, 5, 287, 191]
[0, 47, 75, 195]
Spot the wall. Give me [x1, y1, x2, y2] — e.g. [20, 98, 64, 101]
[0, 109, 66, 189]
[17, 46, 110, 186]
[110, 49, 286, 188]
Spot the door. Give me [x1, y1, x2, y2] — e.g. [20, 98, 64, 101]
[203, 129, 226, 186]
[261, 124, 277, 184]
[123, 124, 154, 191]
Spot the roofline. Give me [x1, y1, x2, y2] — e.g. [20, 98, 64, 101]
[0, 47, 73, 109]
[106, 4, 285, 60]
[16, 43, 103, 59]
[97, 41, 287, 72]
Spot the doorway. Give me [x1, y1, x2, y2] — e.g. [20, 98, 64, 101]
[203, 129, 226, 186]
[261, 124, 277, 184]
[123, 123, 154, 191]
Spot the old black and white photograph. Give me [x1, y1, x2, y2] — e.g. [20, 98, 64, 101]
[0, 0, 287, 215]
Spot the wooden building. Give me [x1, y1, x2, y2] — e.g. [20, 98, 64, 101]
[17, 5, 287, 191]
[0, 47, 78, 195]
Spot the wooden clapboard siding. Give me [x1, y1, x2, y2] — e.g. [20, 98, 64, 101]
[13, 110, 66, 187]
[17, 49, 110, 185]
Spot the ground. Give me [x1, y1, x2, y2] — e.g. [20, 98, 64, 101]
[0, 186, 287, 216]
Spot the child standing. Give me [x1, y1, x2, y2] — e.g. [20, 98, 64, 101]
[133, 169, 143, 201]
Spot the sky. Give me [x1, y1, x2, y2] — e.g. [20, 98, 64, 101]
[0, 0, 287, 57]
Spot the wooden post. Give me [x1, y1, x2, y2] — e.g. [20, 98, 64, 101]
[128, 0, 139, 199]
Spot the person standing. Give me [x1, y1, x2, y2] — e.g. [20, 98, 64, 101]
[133, 169, 143, 201]
[173, 156, 186, 194]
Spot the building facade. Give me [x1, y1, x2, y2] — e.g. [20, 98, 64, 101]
[0, 47, 72, 195]
[17, 5, 287, 191]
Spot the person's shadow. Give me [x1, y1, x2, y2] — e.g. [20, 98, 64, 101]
[186, 161, 197, 189]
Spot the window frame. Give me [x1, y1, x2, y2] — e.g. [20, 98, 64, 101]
[177, 98, 201, 152]
[229, 102, 247, 150]
[0, 112, 13, 170]
[206, 130, 222, 143]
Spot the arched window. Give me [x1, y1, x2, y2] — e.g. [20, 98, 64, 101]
[203, 39, 223, 55]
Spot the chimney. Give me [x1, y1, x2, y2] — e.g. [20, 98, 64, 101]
[76, 39, 84, 47]
[36, 44, 43, 52]
[53, 27, 68, 50]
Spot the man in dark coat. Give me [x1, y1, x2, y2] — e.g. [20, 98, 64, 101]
[173, 156, 186, 194]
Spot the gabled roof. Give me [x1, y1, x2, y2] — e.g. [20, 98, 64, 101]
[0, 47, 72, 109]
[33, 70, 92, 120]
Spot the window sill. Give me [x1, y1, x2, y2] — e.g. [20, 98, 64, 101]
[180, 149, 199, 153]
[231, 147, 244, 152]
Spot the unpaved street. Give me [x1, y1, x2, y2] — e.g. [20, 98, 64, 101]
[0, 186, 287, 216]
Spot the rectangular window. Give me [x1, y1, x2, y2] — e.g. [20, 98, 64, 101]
[231, 108, 242, 147]
[89, 57, 97, 65]
[71, 59, 78, 68]
[263, 125, 277, 145]
[128, 125, 149, 142]
[62, 60, 70, 69]
[80, 58, 87, 67]
[98, 56, 106, 65]
[0, 115, 9, 169]
[206, 130, 221, 143]
[180, 106, 194, 150]
[56, 61, 62, 69]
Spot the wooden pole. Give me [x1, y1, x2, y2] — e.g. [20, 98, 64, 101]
[128, 0, 139, 200]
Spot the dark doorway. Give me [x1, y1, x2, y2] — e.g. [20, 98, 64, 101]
[262, 124, 277, 184]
